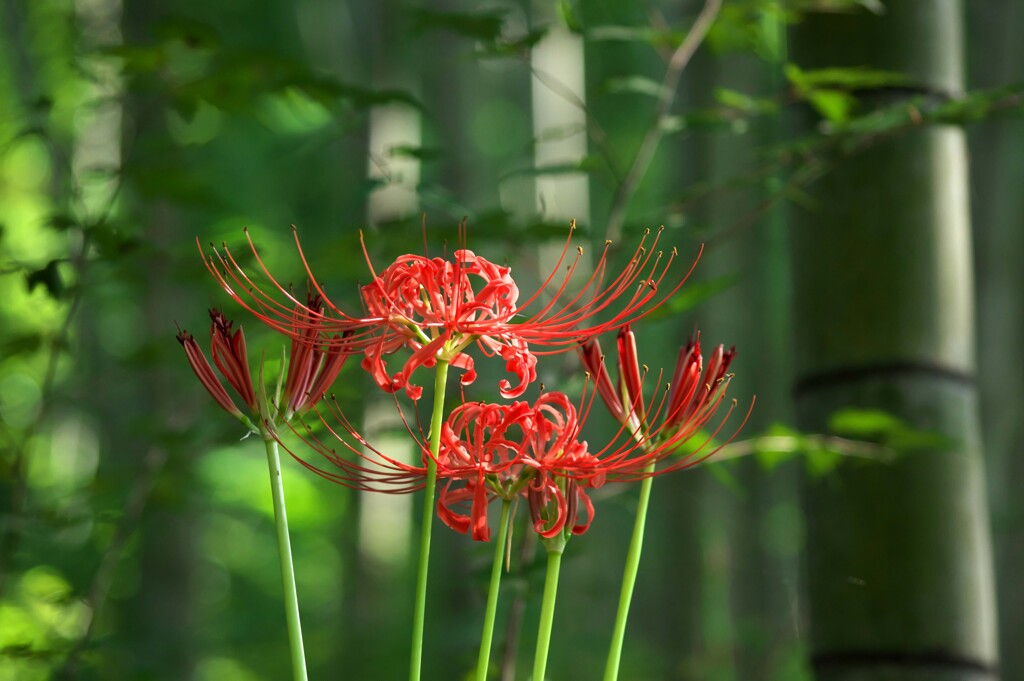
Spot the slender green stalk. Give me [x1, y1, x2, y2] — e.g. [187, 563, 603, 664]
[603, 461, 656, 681]
[262, 436, 308, 681]
[531, 549, 563, 681]
[409, 359, 450, 681]
[475, 498, 512, 681]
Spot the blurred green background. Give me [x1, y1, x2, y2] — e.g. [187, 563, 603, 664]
[0, 0, 1021, 679]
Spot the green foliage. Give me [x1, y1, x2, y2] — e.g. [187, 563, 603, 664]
[587, 25, 684, 50]
[409, 7, 546, 58]
[708, 0, 792, 59]
[643, 274, 740, 321]
[828, 407, 952, 451]
[714, 87, 780, 115]
[785, 63, 909, 124]
[24, 261, 65, 300]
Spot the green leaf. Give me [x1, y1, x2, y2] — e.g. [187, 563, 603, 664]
[786, 64, 909, 92]
[46, 213, 79, 232]
[89, 224, 140, 259]
[476, 28, 548, 59]
[754, 423, 805, 471]
[387, 144, 442, 161]
[501, 155, 606, 180]
[587, 25, 682, 49]
[25, 260, 65, 299]
[410, 8, 507, 42]
[714, 87, 779, 115]
[706, 460, 746, 496]
[808, 89, 856, 124]
[100, 45, 165, 73]
[828, 408, 903, 439]
[0, 334, 43, 357]
[643, 274, 739, 321]
[805, 447, 842, 478]
[171, 95, 200, 123]
[153, 15, 220, 50]
[792, 0, 885, 14]
[660, 108, 737, 135]
[828, 407, 950, 453]
[604, 76, 666, 99]
[557, 0, 584, 34]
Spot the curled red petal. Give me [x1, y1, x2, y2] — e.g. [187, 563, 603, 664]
[437, 482, 472, 535]
[470, 475, 491, 542]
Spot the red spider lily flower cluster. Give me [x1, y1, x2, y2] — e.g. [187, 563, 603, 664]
[579, 326, 739, 467]
[188, 224, 746, 543]
[200, 223, 699, 402]
[287, 391, 601, 542]
[288, 365, 742, 544]
[178, 306, 351, 427]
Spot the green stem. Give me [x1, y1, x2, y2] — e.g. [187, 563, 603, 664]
[262, 436, 308, 681]
[531, 548, 563, 681]
[409, 359, 450, 681]
[603, 461, 656, 681]
[475, 498, 512, 681]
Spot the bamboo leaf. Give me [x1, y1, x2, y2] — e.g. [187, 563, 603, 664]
[714, 87, 780, 115]
[557, 0, 584, 34]
[25, 261, 65, 299]
[586, 25, 682, 49]
[604, 76, 667, 99]
[786, 64, 909, 91]
[410, 8, 507, 42]
[643, 274, 739, 321]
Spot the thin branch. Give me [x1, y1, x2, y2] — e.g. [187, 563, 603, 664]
[528, 65, 627, 183]
[712, 434, 896, 464]
[604, 0, 722, 242]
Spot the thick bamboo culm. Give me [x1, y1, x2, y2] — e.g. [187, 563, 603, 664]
[789, 3, 999, 680]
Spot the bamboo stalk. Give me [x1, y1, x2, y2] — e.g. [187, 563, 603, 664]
[789, 4, 998, 680]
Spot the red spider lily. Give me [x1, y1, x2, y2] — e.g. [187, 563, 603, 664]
[177, 310, 259, 420]
[433, 391, 611, 543]
[514, 371, 745, 540]
[280, 363, 743, 543]
[178, 306, 349, 426]
[200, 223, 700, 401]
[578, 325, 740, 475]
[280, 293, 352, 420]
[435, 400, 534, 541]
[519, 392, 599, 539]
[433, 382, 703, 543]
[358, 250, 537, 401]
